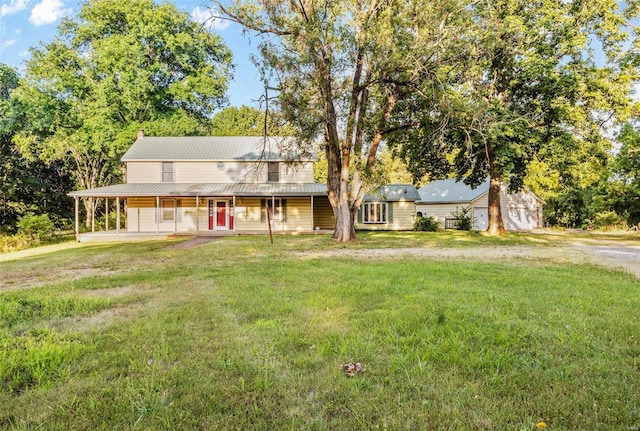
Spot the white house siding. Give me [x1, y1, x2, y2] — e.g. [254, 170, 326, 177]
[416, 187, 543, 231]
[126, 161, 315, 184]
[357, 201, 415, 231]
[126, 162, 162, 183]
[415, 203, 467, 227]
[234, 197, 313, 232]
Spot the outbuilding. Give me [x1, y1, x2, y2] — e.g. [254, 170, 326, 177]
[416, 179, 544, 231]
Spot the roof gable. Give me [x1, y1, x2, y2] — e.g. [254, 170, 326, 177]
[122, 136, 313, 162]
[417, 179, 489, 203]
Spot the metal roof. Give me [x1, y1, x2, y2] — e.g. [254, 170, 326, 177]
[417, 179, 489, 204]
[122, 136, 314, 162]
[68, 183, 328, 198]
[363, 184, 421, 202]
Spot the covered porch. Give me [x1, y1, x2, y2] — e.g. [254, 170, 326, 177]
[68, 183, 334, 242]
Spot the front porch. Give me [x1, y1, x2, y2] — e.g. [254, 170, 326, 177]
[76, 229, 333, 243]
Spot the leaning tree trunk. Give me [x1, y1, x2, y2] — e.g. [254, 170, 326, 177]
[486, 149, 506, 235]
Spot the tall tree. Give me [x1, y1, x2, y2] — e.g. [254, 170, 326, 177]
[393, 0, 637, 234]
[0, 64, 73, 231]
[214, 0, 471, 242]
[14, 0, 233, 226]
[211, 105, 287, 136]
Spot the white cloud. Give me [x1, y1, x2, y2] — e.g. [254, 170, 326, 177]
[191, 6, 231, 31]
[29, 0, 71, 26]
[0, 0, 29, 18]
[1, 39, 17, 49]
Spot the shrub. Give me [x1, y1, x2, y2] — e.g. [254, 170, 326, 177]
[414, 215, 439, 232]
[16, 213, 55, 242]
[451, 206, 474, 230]
[593, 211, 628, 230]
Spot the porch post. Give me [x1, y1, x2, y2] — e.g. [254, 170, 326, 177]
[232, 195, 236, 232]
[91, 198, 95, 233]
[74, 196, 79, 241]
[116, 197, 120, 234]
[156, 196, 160, 234]
[105, 198, 109, 232]
[272, 195, 275, 232]
[311, 195, 314, 231]
[196, 196, 199, 231]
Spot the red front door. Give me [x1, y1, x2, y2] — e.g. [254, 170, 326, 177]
[216, 201, 227, 229]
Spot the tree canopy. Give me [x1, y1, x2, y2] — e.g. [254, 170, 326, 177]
[390, 0, 638, 234]
[215, 0, 471, 241]
[13, 0, 233, 226]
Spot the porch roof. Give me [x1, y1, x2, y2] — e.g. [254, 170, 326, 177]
[68, 183, 328, 198]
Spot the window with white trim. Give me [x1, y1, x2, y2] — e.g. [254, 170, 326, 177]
[162, 162, 174, 183]
[363, 202, 387, 224]
[267, 162, 279, 182]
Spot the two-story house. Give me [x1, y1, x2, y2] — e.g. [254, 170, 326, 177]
[69, 133, 423, 241]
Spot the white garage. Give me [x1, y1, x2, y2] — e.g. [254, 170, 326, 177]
[416, 179, 544, 231]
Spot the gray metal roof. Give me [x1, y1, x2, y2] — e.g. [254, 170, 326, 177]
[417, 178, 489, 204]
[363, 184, 421, 202]
[68, 183, 328, 198]
[122, 136, 314, 162]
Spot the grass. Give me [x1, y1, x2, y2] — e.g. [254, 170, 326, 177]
[0, 232, 639, 430]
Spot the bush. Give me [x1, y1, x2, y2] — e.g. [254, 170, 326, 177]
[414, 215, 439, 232]
[16, 213, 55, 242]
[451, 206, 474, 230]
[593, 211, 628, 230]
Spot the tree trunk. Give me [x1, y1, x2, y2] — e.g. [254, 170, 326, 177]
[486, 149, 506, 235]
[331, 198, 357, 242]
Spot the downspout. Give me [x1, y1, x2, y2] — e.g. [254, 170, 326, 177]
[156, 196, 160, 234]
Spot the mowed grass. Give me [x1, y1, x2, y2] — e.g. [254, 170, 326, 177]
[1, 233, 639, 430]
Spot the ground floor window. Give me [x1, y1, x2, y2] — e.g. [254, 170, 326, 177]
[261, 198, 287, 223]
[161, 199, 175, 222]
[363, 202, 387, 223]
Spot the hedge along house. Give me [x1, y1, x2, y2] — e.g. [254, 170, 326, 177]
[416, 178, 545, 231]
[355, 185, 421, 231]
[68, 134, 336, 241]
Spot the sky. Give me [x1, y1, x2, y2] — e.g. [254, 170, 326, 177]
[0, 0, 265, 108]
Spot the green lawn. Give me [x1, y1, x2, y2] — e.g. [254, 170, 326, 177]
[1, 233, 638, 430]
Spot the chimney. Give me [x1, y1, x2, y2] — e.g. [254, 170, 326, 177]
[137, 129, 144, 139]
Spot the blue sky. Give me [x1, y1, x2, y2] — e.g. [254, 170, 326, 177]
[0, 0, 265, 108]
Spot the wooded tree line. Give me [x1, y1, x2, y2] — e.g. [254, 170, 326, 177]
[1, 0, 639, 240]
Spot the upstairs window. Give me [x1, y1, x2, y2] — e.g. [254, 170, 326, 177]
[267, 162, 279, 182]
[162, 162, 174, 183]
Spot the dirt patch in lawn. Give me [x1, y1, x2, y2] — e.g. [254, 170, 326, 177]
[167, 236, 221, 249]
[297, 243, 640, 278]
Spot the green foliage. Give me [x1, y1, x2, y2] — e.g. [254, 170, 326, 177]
[593, 211, 628, 230]
[413, 215, 439, 232]
[392, 0, 637, 233]
[1, 64, 73, 231]
[215, 0, 470, 241]
[13, 0, 233, 227]
[211, 105, 290, 136]
[451, 206, 474, 231]
[16, 213, 55, 242]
